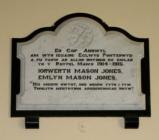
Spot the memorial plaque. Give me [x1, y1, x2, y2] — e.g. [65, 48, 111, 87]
[11, 13, 151, 129]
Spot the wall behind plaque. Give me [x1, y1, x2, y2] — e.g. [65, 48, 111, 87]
[0, 0, 158, 140]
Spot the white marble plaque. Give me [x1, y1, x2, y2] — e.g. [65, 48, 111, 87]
[16, 17, 145, 110]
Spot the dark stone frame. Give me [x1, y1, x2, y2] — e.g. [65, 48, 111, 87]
[11, 13, 151, 128]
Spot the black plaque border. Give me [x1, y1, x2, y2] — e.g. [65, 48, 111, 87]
[11, 13, 151, 118]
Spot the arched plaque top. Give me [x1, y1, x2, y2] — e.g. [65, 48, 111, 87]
[14, 13, 148, 44]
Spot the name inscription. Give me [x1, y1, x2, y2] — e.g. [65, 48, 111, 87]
[29, 48, 133, 91]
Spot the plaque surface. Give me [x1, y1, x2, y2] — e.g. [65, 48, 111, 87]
[11, 13, 150, 128]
